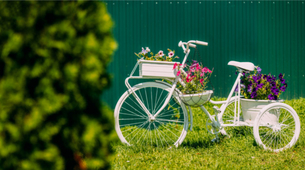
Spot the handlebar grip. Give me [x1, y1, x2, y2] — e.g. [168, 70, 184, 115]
[189, 43, 196, 48]
[195, 40, 208, 46]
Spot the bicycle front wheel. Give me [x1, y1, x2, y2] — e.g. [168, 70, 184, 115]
[114, 82, 188, 147]
[253, 103, 300, 152]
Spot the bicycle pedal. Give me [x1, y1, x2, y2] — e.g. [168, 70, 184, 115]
[213, 106, 221, 114]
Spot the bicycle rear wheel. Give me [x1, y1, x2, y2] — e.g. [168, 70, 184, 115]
[253, 103, 300, 152]
[114, 82, 188, 147]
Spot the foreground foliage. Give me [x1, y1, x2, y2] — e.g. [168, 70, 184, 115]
[0, 1, 116, 169]
[112, 97, 305, 169]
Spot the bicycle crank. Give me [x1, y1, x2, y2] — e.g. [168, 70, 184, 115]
[206, 115, 220, 135]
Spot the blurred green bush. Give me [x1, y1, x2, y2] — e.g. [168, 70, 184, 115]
[0, 1, 117, 170]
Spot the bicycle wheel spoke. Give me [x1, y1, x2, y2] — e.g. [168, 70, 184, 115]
[254, 105, 300, 152]
[155, 119, 180, 138]
[122, 101, 147, 118]
[119, 112, 146, 119]
[115, 83, 188, 147]
[157, 118, 184, 124]
[153, 122, 164, 147]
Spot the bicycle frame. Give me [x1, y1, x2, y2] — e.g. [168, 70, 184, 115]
[124, 40, 245, 129]
[116, 40, 301, 151]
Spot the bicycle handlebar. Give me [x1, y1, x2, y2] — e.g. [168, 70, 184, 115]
[179, 40, 208, 53]
[179, 40, 208, 65]
[195, 40, 208, 46]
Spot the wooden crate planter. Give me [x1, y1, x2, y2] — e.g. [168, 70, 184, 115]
[139, 60, 179, 78]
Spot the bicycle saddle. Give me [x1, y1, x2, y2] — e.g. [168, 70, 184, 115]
[228, 61, 255, 71]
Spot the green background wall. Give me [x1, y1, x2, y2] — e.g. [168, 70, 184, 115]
[103, 0, 305, 109]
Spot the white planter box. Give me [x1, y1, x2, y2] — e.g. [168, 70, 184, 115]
[240, 98, 283, 123]
[180, 90, 213, 106]
[139, 60, 179, 78]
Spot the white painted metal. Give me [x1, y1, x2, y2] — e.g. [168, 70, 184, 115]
[114, 82, 188, 147]
[228, 61, 255, 71]
[240, 99, 284, 123]
[113, 39, 301, 151]
[179, 90, 213, 106]
[139, 60, 179, 78]
[253, 103, 301, 152]
[188, 106, 193, 131]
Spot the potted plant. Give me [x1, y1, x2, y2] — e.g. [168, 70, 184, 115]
[239, 66, 287, 122]
[135, 47, 179, 78]
[174, 60, 214, 106]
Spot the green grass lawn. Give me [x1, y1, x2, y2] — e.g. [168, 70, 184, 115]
[111, 97, 305, 169]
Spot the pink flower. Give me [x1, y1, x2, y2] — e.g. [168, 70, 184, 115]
[176, 70, 181, 76]
[200, 78, 204, 85]
[186, 76, 191, 82]
[186, 74, 191, 82]
[200, 72, 204, 77]
[196, 63, 200, 71]
[173, 63, 178, 69]
[168, 51, 174, 58]
[158, 50, 164, 57]
[202, 67, 212, 73]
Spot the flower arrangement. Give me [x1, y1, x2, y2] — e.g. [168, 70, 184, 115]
[135, 47, 178, 62]
[174, 60, 213, 94]
[240, 67, 287, 100]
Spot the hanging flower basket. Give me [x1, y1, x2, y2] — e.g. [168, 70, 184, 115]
[179, 90, 213, 106]
[139, 59, 179, 78]
[240, 98, 284, 123]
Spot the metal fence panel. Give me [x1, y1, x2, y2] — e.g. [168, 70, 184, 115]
[103, 1, 305, 109]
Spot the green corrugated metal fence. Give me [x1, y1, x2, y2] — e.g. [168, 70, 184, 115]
[103, 0, 305, 109]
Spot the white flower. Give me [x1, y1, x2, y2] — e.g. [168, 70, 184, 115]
[168, 51, 174, 58]
[141, 47, 147, 55]
[158, 50, 164, 57]
[145, 47, 150, 53]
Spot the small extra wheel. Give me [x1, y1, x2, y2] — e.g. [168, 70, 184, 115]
[253, 103, 301, 152]
[114, 82, 188, 147]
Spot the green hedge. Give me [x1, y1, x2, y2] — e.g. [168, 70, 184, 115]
[0, 1, 116, 169]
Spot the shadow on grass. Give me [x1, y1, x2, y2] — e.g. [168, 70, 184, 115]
[182, 126, 255, 148]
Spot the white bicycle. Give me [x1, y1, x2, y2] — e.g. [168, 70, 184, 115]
[114, 40, 300, 152]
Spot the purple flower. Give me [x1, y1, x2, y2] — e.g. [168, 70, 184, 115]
[268, 94, 277, 100]
[268, 94, 274, 100]
[270, 81, 276, 88]
[281, 78, 285, 84]
[257, 83, 264, 89]
[235, 84, 245, 92]
[252, 76, 259, 83]
[271, 87, 279, 95]
[279, 73, 283, 79]
[247, 86, 252, 93]
[263, 75, 267, 80]
[266, 75, 272, 82]
[251, 91, 257, 98]
[257, 67, 262, 74]
[280, 86, 286, 92]
[272, 75, 276, 81]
